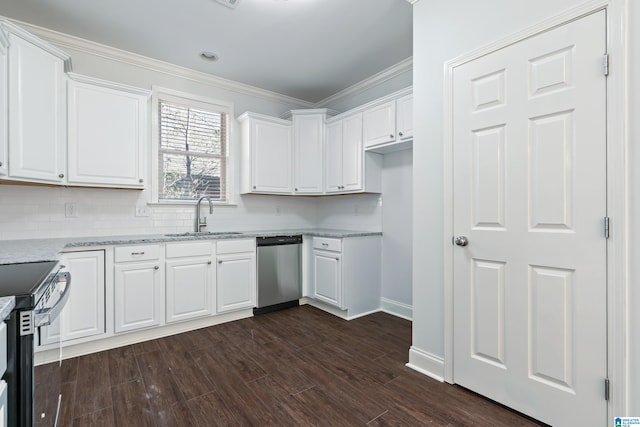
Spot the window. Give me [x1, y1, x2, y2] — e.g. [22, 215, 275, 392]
[153, 89, 232, 203]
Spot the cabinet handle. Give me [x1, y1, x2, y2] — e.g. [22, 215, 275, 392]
[0, 161, 3, 167]
[218, 260, 223, 264]
[253, 185, 256, 189]
[335, 258, 339, 261]
[389, 134, 394, 139]
[322, 243, 328, 247]
[295, 188, 298, 192]
[58, 173, 64, 179]
[399, 132, 404, 137]
[154, 266, 159, 270]
[131, 252, 145, 255]
[139, 178, 144, 183]
[207, 261, 212, 265]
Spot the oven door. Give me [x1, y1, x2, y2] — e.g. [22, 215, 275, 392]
[34, 271, 71, 427]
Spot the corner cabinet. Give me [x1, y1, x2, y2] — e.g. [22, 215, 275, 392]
[114, 245, 164, 333]
[216, 239, 256, 313]
[311, 236, 382, 318]
[239, 112, 292, 194]
[325, 113, 381, 194]
[67, 74, 149, 188]
[292, 109, 325, 194]
[4, 23, 70, 184]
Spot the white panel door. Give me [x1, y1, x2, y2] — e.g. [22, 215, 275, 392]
[313, 250, 343, 309]
[452, 11, 606, 426]
[114, 262, 163, 333]
[216, 252, 256, 313]
[67, 79, 147, 188]
[324, 120, 343, 193]
[60, 251, 105, 341]
[251, 118, 292, 193]
[7, 33, 66, 183]
[363, 100, 395, 148]
[293, 113, 324, 194]
[341, 113, 363, 192]
[165, 257, 213, 323]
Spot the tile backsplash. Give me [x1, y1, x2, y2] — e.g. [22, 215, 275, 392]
[0, 185, 382, 240]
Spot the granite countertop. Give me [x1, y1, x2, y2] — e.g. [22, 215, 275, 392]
[0, 296, 15, 321]
[0, 229, 381, 265]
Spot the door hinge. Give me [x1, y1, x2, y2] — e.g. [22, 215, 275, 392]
[604, 216, 610, 239]
[605, 378, 610, 401]
[603, 53, 609, 76]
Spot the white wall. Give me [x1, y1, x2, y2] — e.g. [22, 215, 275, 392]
[381, 149, 412, 308]
[413, 0, 639, 414]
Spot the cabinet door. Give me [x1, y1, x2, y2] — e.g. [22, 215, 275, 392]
[362, 100, 396, 148]
[67, 79, 147, 188]
[165, 257, 214, 323]
[313, 250, 343, 309]
[251, 118, 292, 193]
[324, 120, 343, 193]
[396, 94, 413, 141]
[60, 251, 105, 341]
[293, 113, 324, 194]
[38, 251, 106, 345]
[341, 113, 363, 192]
[7, 33, 66, 183]
[216, 252, 256, 313]
[114, 261, 163, 333]
[0, 41, 7, 177]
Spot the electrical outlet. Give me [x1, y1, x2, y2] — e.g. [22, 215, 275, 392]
[65, 203, 78, 218]
[135, 206, 151, 217]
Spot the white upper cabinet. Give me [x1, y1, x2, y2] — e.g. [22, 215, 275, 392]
[67, 74, 149, 188]
[361, 88, 413, 154]
[292, 110, 325, 194]
[239, 112, 292, 194]
[396, 93, 413, 141]
[5, 26, 70, 184]
[0, 30, 7, 177]
[363, 100, 396, 148]
[325, 112, 373, 194]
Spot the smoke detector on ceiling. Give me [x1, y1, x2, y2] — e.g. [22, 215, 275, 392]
[215, 0, 240, 9]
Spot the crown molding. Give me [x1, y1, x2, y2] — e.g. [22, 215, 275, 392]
[5, 17, 315, 109]
[314, 56, 413, 108]
[0, 18, 72, 70]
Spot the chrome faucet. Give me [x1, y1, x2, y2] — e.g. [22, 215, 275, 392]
[196, 196, 213, 232]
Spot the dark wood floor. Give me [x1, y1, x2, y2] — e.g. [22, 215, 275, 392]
[56, 305, 546, 426]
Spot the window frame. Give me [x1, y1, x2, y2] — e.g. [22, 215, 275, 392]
[151, 87, 235, 205]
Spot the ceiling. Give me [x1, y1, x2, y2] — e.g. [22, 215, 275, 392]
[0, 0, 413, 103]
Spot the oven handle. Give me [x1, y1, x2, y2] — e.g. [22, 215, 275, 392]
[35, 272, 71, 327]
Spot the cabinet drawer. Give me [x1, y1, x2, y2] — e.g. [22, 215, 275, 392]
[0, 322, 5, 377]
[313, 237, 342, 252]
[114, 245, 160, 262]
[217, 238, 255, 254]
[166, 241, 214, 258]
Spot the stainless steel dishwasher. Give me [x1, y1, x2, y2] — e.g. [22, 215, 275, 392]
[254, 235, 302, 315]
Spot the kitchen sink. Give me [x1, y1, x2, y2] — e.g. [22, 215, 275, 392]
[165, 231, 243, 237]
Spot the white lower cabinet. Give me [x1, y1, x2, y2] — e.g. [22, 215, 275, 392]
[311, 236, 381, 317]
[38, 250, 106, 346]
[114, 245, 164, 333]
[216, 239, 256, 313]
[165, 241, 215, 323]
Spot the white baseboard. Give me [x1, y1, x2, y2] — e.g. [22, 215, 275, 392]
[380, 298, 413, 320]
[406, 346, 445, 382]
[34, 309, 253, 365]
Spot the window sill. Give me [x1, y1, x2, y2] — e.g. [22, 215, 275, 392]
[148, 200, 238, 207]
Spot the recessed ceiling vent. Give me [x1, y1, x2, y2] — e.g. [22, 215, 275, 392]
[215, 0, 240, 9]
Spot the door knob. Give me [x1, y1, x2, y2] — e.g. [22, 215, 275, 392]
[454, 236, 469, 247]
